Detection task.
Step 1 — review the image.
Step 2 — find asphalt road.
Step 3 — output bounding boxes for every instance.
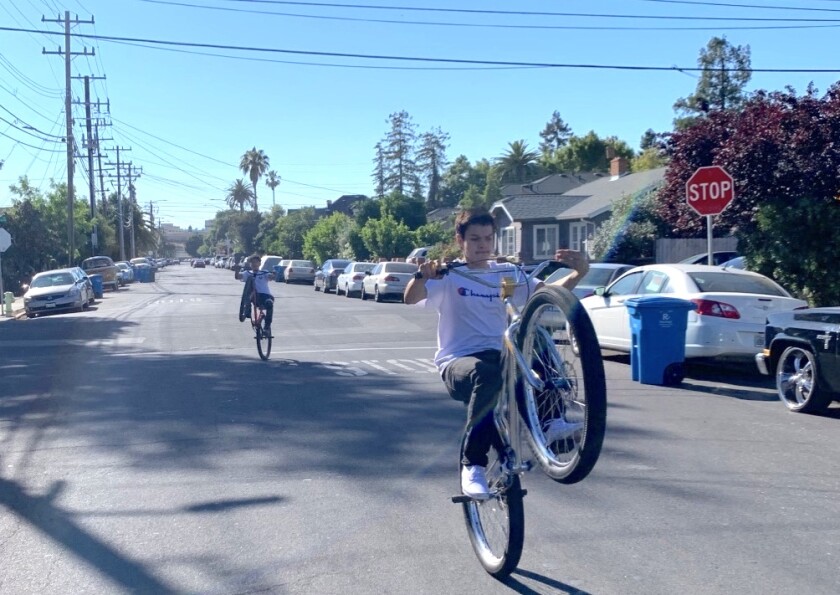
[1,265,839,594]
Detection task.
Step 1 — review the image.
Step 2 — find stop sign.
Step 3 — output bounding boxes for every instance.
[685,166,735,216]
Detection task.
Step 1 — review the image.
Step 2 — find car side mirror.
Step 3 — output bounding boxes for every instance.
[594,287,607,297]
[365,271,371,275]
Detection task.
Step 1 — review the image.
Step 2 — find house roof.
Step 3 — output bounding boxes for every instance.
[501,172,604,197]
[556,167,666,220]
[492,167,666,222]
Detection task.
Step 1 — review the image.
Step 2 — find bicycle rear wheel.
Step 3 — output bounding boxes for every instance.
[516,286,606,484]
[461,441,524,579]
[256,319,272,360]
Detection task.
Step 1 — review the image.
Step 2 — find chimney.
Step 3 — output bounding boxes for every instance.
[326,200,333,209]
[610,157,629,179]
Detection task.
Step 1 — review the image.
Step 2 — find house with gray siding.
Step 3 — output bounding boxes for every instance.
[491,158,666,262]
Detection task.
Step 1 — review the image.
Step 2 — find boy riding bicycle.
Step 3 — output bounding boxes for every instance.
[236,254,275,337]
[404,208,588,499]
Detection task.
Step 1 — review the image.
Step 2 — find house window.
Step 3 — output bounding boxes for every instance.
[533,225,558,259]
[570,222,595,253]
[500,227,516,257]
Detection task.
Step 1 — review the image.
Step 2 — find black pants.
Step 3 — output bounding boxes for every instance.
[442,349,503,468]
[240,278,274,326]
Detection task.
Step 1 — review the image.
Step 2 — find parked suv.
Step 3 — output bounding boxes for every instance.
[80,256,120,291]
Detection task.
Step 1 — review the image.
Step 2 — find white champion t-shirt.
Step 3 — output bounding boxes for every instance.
[241,269,273,295]
[422,262,539,372]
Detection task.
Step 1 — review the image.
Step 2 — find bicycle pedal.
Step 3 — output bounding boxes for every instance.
[451,495,476,503]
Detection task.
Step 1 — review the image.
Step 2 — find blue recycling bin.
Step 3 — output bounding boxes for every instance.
[88,274,104,298]
[273,264,286,282]
[625,296,696,386]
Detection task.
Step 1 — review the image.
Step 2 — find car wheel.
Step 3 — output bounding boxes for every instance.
[776,345,833,413]
[374,286,382,302]
[345,285,352,298]
[314,282,320,292]
[361,287,367,301]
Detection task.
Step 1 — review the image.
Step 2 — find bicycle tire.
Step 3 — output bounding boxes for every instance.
[256,319,272,360]
[460,439,525,579]
[516,286,606,484]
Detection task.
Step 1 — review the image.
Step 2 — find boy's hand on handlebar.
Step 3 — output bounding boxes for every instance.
[416,259,443,280]
[555,249,589,276]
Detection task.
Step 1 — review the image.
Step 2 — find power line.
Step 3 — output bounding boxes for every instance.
[4,26,840,72]
[635,0,840,13]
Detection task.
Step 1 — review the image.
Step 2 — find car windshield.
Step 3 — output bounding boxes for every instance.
[688,272,788,296]
[31,273,74,288]
[353,263,375,272]
[329,260,351,269]
[580,267,624,287]
[83,258,110,269]
[383,262,418,274]
[290,260,312,267]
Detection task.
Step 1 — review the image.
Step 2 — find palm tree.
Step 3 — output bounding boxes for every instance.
[239,147,270,212]
[497,140,539,184]
[265,170,281,207]
[226,179,255,212]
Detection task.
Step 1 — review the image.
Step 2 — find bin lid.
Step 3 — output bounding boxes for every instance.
[625,296,696,310]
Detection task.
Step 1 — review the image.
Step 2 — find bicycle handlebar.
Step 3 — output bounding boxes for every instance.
[414,260,552,290]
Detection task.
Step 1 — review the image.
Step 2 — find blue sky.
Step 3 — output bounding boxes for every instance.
[2,0,839,229]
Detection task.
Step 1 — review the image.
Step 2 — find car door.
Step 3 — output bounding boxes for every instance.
[584,270,645,349]
[365,263,382,294]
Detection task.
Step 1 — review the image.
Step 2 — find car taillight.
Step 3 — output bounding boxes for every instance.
[353,274,364,281]
[384,275,400,282]
[691,299,740,319]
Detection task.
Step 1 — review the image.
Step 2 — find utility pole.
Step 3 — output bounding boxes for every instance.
[43,11,94,266]
[127,163,142,259]
[72,78,106,253]
[105,146,130,260]
[94,120,113,211]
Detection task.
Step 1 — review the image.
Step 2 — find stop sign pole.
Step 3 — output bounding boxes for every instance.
[685,166,735,265]
[0,227,10,315]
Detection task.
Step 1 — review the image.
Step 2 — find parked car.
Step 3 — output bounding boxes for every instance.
[314,259,352,293]
[115,261,135,284]
[720,256,747,270]
[284,259,316,284]
[361,261,418,302]
[336,262,376,297]
[756,307,840,414]
[579,264,808,360]
[80,255,120,291]
[544,262,636,299]
[406,246,431,264]
[259,254,284,273]
[679,251,740,266]
[24,267,95,318]
[192,258,206,268]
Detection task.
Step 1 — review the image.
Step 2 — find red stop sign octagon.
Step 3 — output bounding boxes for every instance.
[685,166,735,216]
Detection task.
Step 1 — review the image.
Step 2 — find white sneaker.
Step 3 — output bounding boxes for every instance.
[461,465,490,500]
[543,418,584,444]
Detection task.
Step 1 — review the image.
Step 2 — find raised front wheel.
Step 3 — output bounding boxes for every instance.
[516,286,607,484]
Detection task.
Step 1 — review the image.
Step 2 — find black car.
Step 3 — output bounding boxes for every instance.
[314,259,351,293]
[756,307,840,413]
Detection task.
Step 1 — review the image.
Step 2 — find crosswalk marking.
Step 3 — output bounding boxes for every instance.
[321,358,438,377]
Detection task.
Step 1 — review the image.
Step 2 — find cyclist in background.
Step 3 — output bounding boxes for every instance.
[236,254,275,337]
[404,207,589,499]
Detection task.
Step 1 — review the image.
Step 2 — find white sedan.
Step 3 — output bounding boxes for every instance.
[579,264,808,360]
[336,261,375,297]
[361,261,418,302]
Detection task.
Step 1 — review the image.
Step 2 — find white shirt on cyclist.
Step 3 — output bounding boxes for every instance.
[240,269,273,296]
[422,262,539,373]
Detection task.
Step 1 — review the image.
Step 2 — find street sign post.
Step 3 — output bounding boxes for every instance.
[0,227,11,316]
[686,166,735,264]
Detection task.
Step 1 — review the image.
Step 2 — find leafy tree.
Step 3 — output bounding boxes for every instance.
[265,170,281,208]
[640,128,658,151]
[254,205,286,253]
[185,233,204,257]
[380,110,420,197]
[673,36,752,129]
[226,179,254,212]
[497,140,539,184]
[1,196,58,292]
[240,147,269,211]
[632,147,668,172]
[380,191,426,230]
[416,127,450,208]
[353,199,381,227]
[458,185,485,209]
[359,214,415,260]
[590,187,664,264]
[268,207,319,258]
[483,169,503,207]
[303,212,352,264]
[371,141,386,198]
[539,110,573,155]
[658,83,840,305]
[413,221,449,247]
[439,155,484,208]
[552,132,634,173]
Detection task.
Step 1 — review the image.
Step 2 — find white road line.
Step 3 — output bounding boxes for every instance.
[357,360,397,375]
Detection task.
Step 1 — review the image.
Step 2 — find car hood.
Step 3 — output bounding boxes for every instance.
[26,284,75,298]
